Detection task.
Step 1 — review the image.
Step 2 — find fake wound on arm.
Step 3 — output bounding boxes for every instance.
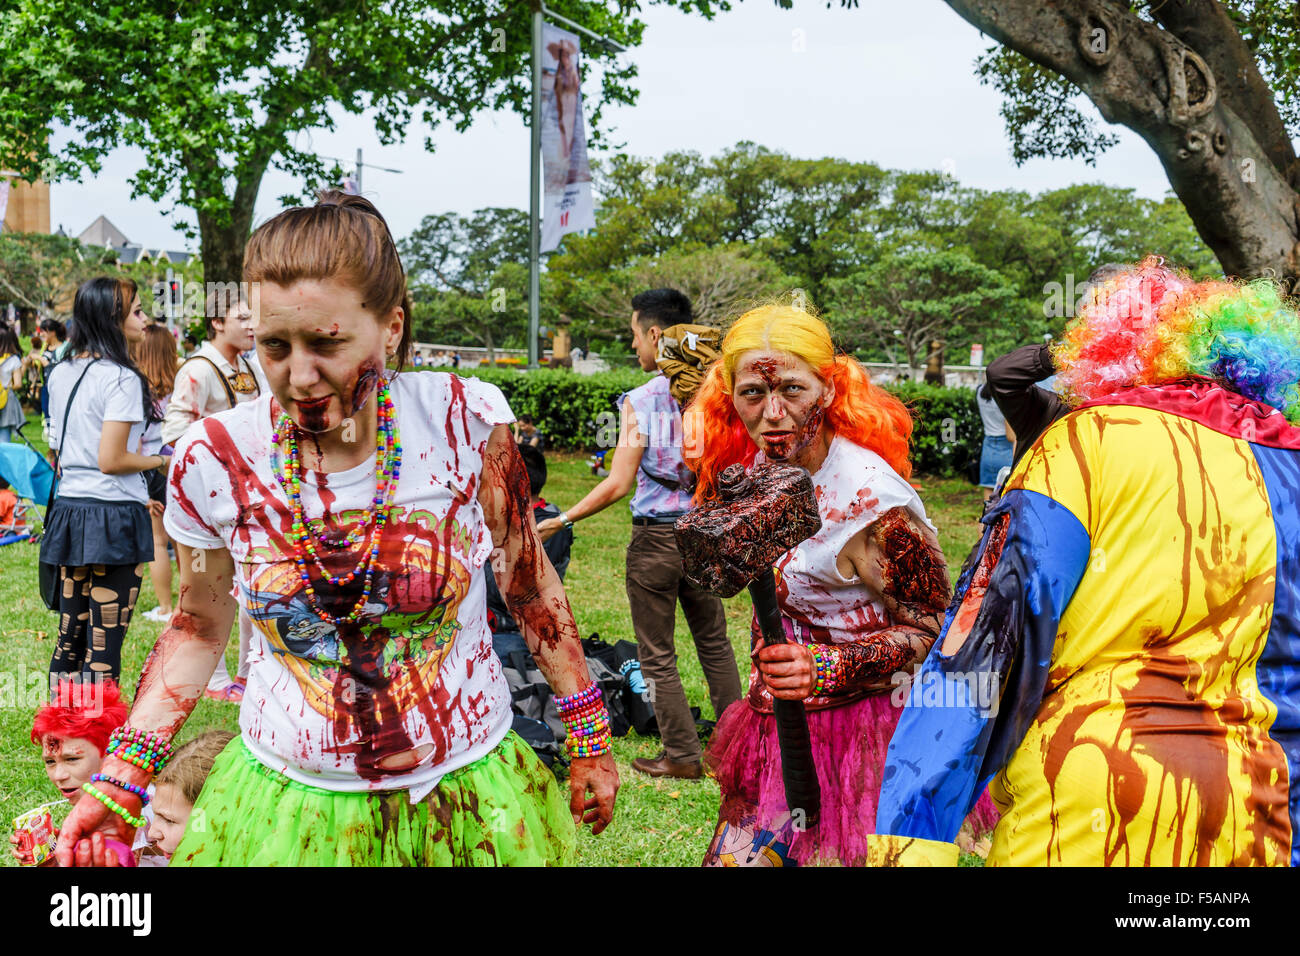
[818,507,952,697]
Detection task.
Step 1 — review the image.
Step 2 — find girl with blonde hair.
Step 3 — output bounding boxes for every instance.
[688,302,957,866]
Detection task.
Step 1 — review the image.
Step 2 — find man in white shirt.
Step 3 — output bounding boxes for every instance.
[162,294,266,445]
[160,289,267,703]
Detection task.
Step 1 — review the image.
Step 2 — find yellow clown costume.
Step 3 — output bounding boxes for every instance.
[874,265,1300,867]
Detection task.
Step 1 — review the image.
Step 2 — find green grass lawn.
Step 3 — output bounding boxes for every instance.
[0,407,987,866]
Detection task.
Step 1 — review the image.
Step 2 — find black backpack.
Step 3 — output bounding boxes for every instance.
[495,633,632,768]
[581,634,717,739]
[511,714,566,770]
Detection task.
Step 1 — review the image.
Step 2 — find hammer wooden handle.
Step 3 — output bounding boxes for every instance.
[749,571,821,828]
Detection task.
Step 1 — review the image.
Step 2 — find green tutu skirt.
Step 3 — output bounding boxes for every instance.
[171,732,575,866]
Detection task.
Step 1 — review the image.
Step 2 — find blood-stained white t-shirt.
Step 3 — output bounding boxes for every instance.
[164,371,514,798]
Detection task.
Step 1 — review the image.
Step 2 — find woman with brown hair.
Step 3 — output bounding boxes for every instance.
[41,277,164,685]
[57,191,617,867]
[131,324,180,623]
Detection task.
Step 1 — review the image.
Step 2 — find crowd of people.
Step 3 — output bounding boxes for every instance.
[8,188,1300,868]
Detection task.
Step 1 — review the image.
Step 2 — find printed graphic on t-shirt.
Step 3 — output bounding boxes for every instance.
[164,372,513,791]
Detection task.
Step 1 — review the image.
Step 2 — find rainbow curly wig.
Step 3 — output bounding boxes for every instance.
[685,302,913,502]
[1053,257,1300,422]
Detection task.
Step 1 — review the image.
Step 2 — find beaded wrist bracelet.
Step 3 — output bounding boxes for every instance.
[89,773,150,805]
[106,726,175,776]
[558,682,613,759]
[809,644,843,697]
[555,683,602,714]
[81,782,147,829]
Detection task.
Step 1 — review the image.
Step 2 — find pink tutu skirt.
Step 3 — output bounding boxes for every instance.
[704,694,998,866]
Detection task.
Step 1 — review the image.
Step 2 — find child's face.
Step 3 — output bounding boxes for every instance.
[42,736,103,804]
[145,783,191,858]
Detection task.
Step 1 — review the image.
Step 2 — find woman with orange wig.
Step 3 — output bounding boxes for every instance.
[688,303,954,866]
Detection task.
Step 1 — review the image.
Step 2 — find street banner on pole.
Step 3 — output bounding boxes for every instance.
[539,21,595,253]
[0,178,10,231]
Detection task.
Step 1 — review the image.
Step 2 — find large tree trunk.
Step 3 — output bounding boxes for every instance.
[944,0,1300,284]
[193,150,268,289]
[197,213,249,289]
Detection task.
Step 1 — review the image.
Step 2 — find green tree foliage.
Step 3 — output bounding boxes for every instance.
[452,365,651,450]
[551,143,888,306]
[0,232,109,321]
[536,143,1216,362]
[934,1,1300,283]
[825,250,1017,370]
[552,244,798,349]
[0,0,717,286]
[401,207,544,360]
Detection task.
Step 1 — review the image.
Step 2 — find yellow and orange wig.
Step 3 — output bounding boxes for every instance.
[685,303,914,501]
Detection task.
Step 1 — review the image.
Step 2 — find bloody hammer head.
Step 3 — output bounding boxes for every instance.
[675,463,822,597]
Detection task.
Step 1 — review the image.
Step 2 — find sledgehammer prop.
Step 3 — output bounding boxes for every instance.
[675,463,823,826]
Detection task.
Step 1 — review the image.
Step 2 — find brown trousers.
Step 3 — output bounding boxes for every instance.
[625,524,742,763]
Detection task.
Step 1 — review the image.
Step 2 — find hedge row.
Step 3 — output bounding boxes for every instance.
[449,366,653,453]
[448,367,982,479]
[885,382,984,479]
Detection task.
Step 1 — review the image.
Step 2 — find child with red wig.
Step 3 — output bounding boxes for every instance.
[10,680,128,865]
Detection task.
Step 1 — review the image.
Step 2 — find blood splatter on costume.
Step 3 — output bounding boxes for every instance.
[702,436,958,866]
[161,372,574,864]
[874,264,1300,866]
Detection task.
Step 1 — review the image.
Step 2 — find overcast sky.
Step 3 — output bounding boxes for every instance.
[49,0,1173,251]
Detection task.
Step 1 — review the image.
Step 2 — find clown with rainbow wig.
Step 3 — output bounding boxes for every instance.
[874,257,1300,866]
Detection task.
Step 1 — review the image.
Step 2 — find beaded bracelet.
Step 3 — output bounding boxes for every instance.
[567,731,613,759]
[809,644,843,697]
[106,726,175,776]
[555,683,602,715]
[559,683,613,759]
[89,773,150,805]
[561,710,611,736]
[81,782,147,829]
[560,699,607,724]
[566,719,611,739]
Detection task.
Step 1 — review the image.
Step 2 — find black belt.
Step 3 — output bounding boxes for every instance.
[632,516,681,527]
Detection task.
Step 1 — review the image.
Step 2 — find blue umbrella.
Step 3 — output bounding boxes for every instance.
[0,441,54,505]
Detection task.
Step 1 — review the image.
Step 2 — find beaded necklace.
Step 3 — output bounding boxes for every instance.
[271,382,403,626]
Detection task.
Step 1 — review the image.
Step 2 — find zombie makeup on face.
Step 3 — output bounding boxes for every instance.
[42,736,103,805]
[296,396,332,433]
[256,279,399,441]
[732,351,830,463]
[347,360,384,418]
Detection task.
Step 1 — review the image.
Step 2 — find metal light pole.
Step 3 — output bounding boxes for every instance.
[528,3,624,369]
[528,6,543,369]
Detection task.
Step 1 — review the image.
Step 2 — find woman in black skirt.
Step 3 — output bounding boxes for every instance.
[42,277,164,684]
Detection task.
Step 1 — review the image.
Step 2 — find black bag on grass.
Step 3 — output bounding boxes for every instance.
[511,714,566,769]
[494,633,632,767]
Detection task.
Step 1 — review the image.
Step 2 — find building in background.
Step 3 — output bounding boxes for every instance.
[77,214,193,265]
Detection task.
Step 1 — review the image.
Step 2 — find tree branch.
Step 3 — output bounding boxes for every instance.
[944,0,1300,281]
[1145,0,1297,186]
[0,274,43,312]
